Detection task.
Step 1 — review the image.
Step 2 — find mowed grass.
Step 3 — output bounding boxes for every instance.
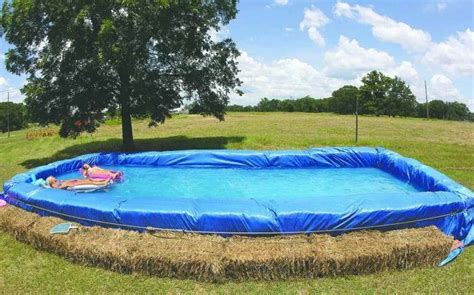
[0,112,473,293]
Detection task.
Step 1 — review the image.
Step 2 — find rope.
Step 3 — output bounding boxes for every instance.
[5,195,462,236]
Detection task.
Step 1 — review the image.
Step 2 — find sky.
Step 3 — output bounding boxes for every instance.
[0,0,473,110]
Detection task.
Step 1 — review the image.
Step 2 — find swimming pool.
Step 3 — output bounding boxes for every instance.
[58,166,420,200]
[2,147,473,243]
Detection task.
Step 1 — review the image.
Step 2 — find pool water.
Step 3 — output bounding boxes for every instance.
[58,166,421,200]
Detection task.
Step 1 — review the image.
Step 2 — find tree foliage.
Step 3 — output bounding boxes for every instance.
[223,71,471,122]
[328,85,358,114]
[1,0,242,150]
[384,77,417,117]
[359,71,417,117]
[445,102,470,120]
[359,71,393,115]
[417,100,471,120]
[238,96,330,113]
[0,102,28,132]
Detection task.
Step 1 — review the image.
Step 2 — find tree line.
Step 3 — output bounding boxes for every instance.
[0,102,28,133]
[196,71,472,122]
[2,70,472,134]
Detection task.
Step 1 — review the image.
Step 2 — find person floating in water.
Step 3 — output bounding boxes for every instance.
[46,176,111,190]
[81,164,124,182]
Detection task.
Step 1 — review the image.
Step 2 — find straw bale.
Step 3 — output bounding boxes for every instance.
[0,206,454,282]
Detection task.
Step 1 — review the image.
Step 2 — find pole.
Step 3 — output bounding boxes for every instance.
[355,94,359,143]
[6,91,10,138]
[424,80,429,119]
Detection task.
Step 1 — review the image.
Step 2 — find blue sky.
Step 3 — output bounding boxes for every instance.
[1,0,473,109]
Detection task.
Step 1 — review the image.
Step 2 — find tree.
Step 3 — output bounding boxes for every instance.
[384,77,417,117]
[291,96,314,112]
[1,1,242,150]
[257,98,280,111]
[359,71,393,115]
[428,100,448,119]
[315,97,331,112]
[225,104,254,112]
[0,102,28,132]
[278,99,295,112]
[445,102,470,121]
[187,101,204,115]
[359,71,417,117]
[329,85,359,114]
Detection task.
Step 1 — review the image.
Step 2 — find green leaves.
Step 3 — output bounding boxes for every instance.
[330,85,359,114]
[0,102,28,133]
[1,0,242,149]
[359,71,417,117]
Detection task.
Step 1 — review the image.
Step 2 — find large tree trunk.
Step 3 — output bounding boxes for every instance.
[121,101,134,151]
[119,70,134,151]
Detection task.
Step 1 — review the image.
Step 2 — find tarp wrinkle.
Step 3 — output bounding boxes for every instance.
[2,147,473,246]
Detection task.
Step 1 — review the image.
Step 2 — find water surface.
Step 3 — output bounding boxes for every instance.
[58,166,421,200]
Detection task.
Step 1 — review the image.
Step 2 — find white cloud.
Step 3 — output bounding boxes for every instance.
[334,2,472,78]
[424,74,473,110]
[233,50,473,110]
[5,89,23,103]
[324,36,395,79]
[436,0,452,11]
[429,74,460,100]
[209,27,230,42]
[232,51,353,105]
[300,6,330,29]
[423,0,451,12]
[284,27,293,32]
[0,78,25,103]
[422,29,474,77]
[334,2,432,52]
[274,0,288,6]
[389,61,419,84]
[437,2,447,11]
[333,1,353,18]
[307,27,325,46]
[299,6,330,46]
[387,62,427,103]
[0,86,23,103]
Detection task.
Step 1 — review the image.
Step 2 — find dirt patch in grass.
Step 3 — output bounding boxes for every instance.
[0,206,453,282]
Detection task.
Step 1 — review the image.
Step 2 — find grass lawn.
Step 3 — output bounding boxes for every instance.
[0,112,473,293]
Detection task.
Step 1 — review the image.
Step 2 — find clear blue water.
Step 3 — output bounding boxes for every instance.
[57,166,420,200]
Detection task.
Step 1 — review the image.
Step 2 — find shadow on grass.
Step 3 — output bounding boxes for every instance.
[21,135,245,169]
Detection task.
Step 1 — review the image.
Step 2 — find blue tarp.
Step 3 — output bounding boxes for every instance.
[2,147,473,245]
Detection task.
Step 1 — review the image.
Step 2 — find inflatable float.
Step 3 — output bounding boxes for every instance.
[32,176,113,193]
[80,167,124,183]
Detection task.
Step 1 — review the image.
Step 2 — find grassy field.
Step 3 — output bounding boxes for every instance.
[0,112,473,293]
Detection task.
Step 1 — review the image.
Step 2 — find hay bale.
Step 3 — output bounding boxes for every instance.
[222,235,316,280]
[0,206,39,241]
[0,206,454,282]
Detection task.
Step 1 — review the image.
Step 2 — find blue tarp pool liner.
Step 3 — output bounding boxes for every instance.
[2,147,473,247]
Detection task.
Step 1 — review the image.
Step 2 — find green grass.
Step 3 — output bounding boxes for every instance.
[0,112,473,293]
